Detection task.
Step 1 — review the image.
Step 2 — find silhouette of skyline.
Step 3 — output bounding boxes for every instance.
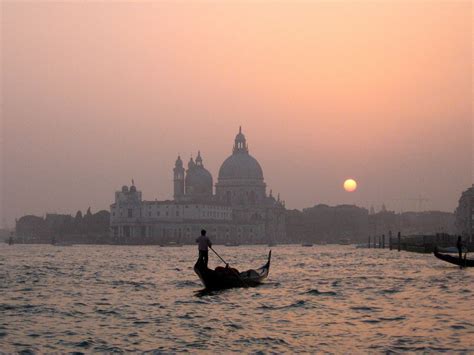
[1,1,472,227]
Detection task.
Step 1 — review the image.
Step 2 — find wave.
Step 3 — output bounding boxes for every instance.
[259,300,310,310]
[304,289,337,296]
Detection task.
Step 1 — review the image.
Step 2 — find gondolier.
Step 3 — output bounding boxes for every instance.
[456,236,464,268]
[196,229,212,267]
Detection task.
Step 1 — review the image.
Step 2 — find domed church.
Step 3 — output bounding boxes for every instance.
[110,128,286,244]
[216,127,266,206]
[174,151,213,203]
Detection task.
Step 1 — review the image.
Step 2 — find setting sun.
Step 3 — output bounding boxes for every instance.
[344,179,357,192]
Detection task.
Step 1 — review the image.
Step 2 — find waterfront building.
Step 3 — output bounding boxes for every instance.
[455,185,474,242]
[110,128,286,244]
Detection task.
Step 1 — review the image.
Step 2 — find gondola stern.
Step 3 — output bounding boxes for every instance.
[266,250,272,268]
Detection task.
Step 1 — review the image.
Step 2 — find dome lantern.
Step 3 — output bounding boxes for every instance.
[188,156,195,170]
[233,126,248,154]
[195,151,203,167]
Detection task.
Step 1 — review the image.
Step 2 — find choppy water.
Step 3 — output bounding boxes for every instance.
[0,244,473,353]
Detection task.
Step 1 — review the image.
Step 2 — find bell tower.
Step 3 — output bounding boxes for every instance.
[173,155,185,201]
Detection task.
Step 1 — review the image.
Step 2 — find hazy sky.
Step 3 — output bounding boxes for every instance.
[1,1,472,227]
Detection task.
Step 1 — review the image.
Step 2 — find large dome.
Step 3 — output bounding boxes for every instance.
[218,153,264,181]
[218,127,264,181]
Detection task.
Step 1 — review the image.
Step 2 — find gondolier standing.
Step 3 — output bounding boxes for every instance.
[456,236,464,269]
[196,229,212,267]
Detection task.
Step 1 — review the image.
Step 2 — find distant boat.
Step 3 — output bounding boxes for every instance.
[302,243,313,247]
[339,239,351,245]
[225,242,240,247]
[268,242,277,247]
[434,247,473,268]
[160,242,183,247]
[54,242,74,246]
[437,246,467,254]
[355,243,381,248]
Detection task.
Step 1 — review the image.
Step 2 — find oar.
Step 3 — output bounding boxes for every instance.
[209,247,248,288]
[210,246,228,266]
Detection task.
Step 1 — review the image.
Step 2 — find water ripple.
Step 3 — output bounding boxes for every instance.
[1,244,473,352]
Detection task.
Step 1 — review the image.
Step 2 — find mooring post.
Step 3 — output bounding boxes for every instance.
[368,235,371,248]
[382,234,385,249]
[397,231,401,252]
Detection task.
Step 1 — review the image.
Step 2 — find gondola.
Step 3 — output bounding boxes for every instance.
[434,247,474,267]
[194,250,271,290]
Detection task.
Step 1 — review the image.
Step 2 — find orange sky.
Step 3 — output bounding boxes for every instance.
[1,1,472,226]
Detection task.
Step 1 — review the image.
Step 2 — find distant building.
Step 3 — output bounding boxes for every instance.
[287,204,369,243]
[16,215,49,241]
[455,185,474,242]
[15,210,110,243]
[0,228,10,242]
[369,210,455,237]
[286,205,456,244]
[110,128,286,244]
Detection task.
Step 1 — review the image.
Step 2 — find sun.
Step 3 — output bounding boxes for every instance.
[343,178,357,192]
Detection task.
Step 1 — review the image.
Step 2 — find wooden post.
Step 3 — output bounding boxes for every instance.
[397,231,401,252]
[382,234,385,249]
[368,236,371,248]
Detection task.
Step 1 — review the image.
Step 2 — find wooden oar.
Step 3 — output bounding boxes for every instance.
[210,246,228,265]
[209,247,248,287]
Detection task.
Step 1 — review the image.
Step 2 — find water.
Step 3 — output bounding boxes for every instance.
[1,244,473,352]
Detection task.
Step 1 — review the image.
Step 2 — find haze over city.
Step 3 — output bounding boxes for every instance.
[1,1,472,227]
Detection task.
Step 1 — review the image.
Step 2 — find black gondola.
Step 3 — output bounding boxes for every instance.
[194,251,271,290]
[434,248,474,268]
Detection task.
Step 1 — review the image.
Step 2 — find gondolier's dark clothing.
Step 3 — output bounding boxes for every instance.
[196,235,212,267]
[199,250,209,267]
[457,239,464,268]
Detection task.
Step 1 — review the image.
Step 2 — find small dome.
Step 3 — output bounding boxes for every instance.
[218,153,263,180]
[130,185,137,193]
[122,185,129,193]
[186,166,213,194]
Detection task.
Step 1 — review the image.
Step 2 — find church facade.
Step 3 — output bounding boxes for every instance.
[110,128,286,244]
